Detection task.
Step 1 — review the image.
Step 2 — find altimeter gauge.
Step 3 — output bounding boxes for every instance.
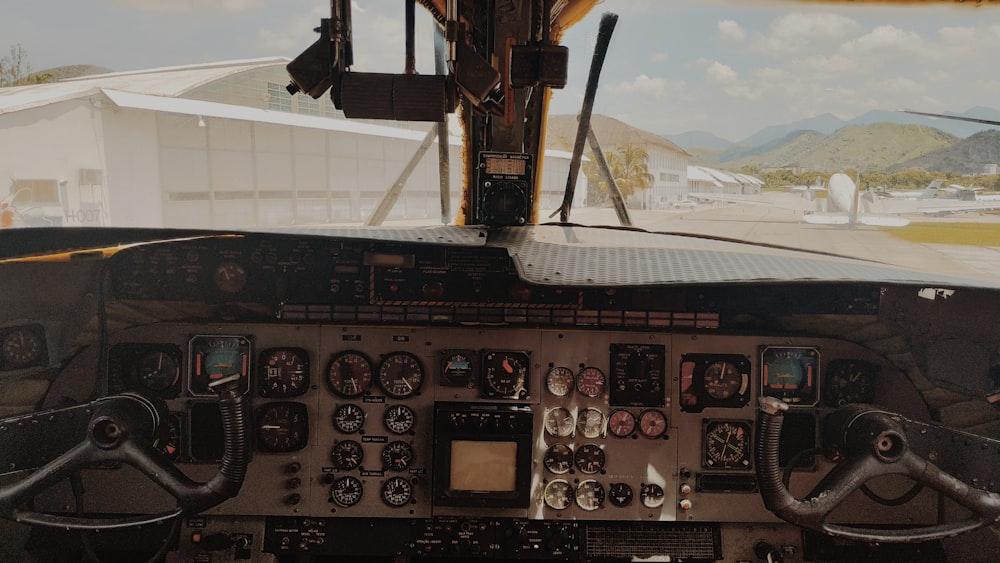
[258,347,309,397]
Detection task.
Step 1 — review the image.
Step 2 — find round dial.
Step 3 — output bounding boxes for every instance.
[543,479,573,510]
[607,409,636,438]
[761,346,819,405]
[1,326,43,369]
[259,348,309,397]
[381,441,415,472]
[704,420,752,469]
[213,261,246,294]
[332,440,364,471]
[381,476,413,507]
[825,359,877,407]
[576,407,606,439]
[638,409,667,439]
[154,413,182,461]
[576,366,606,398]
[330,476,363,508]
[384,404,416,434]
[377,352,424,399]
[189,335,251,396]
[333,403,365,434]
[703,360,743,400]
[575,480,605,511]
[326,351,373,398]
[574,443,606,474]
[640,483,665,508]
[544,407,575,437]
[135,350,180,393]
[608,482,633,507]
[482,351,528,398]
[441,351,475,387]
[543,443,574,474]
[545,366,575,397]
[256,402,309,453]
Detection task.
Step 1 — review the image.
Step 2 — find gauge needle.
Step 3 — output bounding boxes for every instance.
[502,358,513,373]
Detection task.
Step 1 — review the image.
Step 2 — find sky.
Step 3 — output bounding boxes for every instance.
[3,0,1000,142]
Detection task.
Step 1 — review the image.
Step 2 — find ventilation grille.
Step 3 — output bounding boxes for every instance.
[584,522,721,561]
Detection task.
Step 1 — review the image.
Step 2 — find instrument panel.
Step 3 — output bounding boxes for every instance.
[102,323,907,527]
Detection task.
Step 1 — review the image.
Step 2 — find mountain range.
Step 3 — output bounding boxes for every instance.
[664,107,1000,174]
[664,107,1000,150]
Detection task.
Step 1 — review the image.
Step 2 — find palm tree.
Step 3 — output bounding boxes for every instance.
[583,143,655,206]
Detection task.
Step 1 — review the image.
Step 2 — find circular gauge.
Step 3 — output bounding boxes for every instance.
[326,351,374,398]
[544,407,575,437]
[574,443,606,474]
[703,360,744,401]
[575,480,605,511]
[333,403,365,434]
[189,335,251,396]
[576,407,606,439]
[213,261,247,294]
[640,483,665,508]
[608,483,633,507]
[332,440,365,471]
[482,351,528,398]
[154,413,182,461]
[638,409,667,439]
[384,404,416,434]
[381,441,415,472]
[381,476,413,507]
[259,348,309,397]
[440,351,476,387]
[761,346,819,405]
[543,479,573,510]
[1,326,44,369]
[256,402,309,453]
[134,349,180,393]
[607,409,636,438]
[576,366,606,398]
[330,476,363,508]
[704,420,752,469]
[377,352,424,399]
[545,366,575,397]
[825,359,877,407]
[543,443,574,474]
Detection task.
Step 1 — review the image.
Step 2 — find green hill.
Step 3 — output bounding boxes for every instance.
[723,123,957,172]
[890,130,1000,174]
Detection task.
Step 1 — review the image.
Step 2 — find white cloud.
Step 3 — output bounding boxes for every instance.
[754,12,859,54]
[840,25,921,56]
[114,0,263,13]
[605,74,669,97]
[717,20,746,41]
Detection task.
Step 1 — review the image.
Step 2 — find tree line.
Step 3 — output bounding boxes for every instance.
[749,167,1000,193]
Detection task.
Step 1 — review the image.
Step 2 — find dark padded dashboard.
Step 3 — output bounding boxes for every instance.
[4,225,998,562]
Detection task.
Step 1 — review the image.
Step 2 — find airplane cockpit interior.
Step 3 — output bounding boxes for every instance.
[2,1,1000,562]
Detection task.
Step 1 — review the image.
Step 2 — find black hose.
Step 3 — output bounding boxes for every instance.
[755,400,789,512]
[214,382,250,497]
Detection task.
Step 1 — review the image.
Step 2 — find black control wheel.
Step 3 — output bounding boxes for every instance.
[755,396,1000,543]
[0,378,250,530]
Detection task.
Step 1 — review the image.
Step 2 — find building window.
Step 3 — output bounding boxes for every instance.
[659,172,667,181]
[299,96,320,116]
[10,179,59,204]
[267,82,292,112]
[667,174,680,182]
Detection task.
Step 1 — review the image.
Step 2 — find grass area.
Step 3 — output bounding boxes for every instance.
[883,222,1000,246]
